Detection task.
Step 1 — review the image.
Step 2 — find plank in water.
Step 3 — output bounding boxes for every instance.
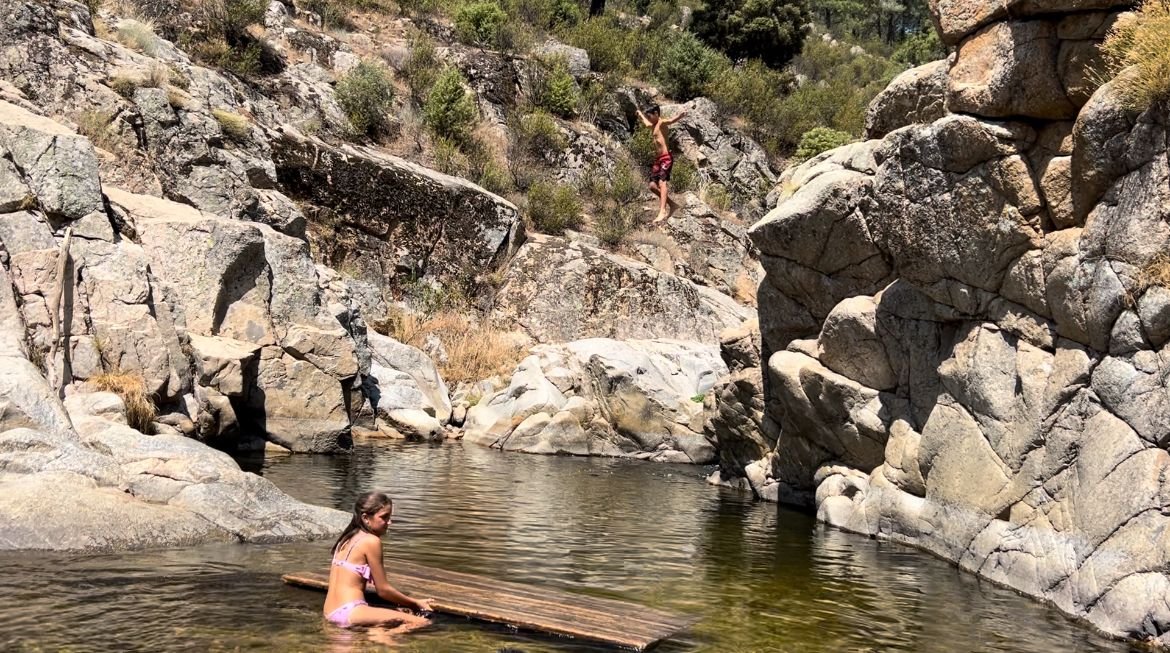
[283,561,697,651]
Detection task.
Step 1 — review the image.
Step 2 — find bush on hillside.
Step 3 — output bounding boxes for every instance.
[527,181,583,233]
[627,127,658,167]
[529,56,579,118]
[515,110,567,157]
[564,16,629,73]
[594,203,639,246]
[423,68,478,144]
[1101,0,1170,109]
[506,0,581,28]
[336,61,395,136]
[793,126,852,160]
[403,34,441,101]
[671,156,697,192]
[693,0,810,69]
[657,33,726,100]
[184,0,271,77]
[454,0,508,48]
[892,29,945,66]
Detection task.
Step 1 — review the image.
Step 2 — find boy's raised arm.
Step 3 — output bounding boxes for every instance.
[663,109,687,125]
[635,109,653,128]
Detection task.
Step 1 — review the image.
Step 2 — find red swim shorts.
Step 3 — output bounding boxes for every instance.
[650,153,673,182]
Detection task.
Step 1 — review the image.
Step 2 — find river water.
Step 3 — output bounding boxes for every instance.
[0,441,1139,652]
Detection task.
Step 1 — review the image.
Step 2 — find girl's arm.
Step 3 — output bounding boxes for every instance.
[363,539,433,611]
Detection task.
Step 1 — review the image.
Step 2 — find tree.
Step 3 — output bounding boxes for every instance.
[692,0,810,69]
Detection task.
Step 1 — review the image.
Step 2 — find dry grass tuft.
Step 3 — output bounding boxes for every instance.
[115,19,160,56]
[212,107,250,141]
[1101,0,1170,109]
[1138,251,1170,290]
[75,109,123,153]
[377,311,524,384]
[89,371,157,433]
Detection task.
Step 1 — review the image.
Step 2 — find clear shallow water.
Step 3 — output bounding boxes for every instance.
[0,441,1139,652]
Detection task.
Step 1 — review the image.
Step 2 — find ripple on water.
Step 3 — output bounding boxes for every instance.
[0,441,1137,653]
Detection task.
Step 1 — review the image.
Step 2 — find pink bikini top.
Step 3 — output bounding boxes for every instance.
[332,533,373,582]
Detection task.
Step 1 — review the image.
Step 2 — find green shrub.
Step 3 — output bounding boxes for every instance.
[532,56,579,118]
[594,203,639,246]
[515,110,566,156]
[658,33,726,100]
[302,0,355,30]
[477,158,513,194]
[398,0,440,16]
[455,0,508,48]
[692,0,809,69]
[1101,0,1170,109]
[506,0,581,28]
[671,156,697,192]
[403,34,441,101]
[433,136,469,176]
[527,181,583,233]
[336,61,395,136]
[423,68,479,144]
[564,16,629,73]
[704,182,730,211]
[185,0,268,77]
[610,161,641,204]
[892,29,945,67]
[627,128,658,167]
[794,126,853,160]
[578,74,616,124]
[212,107,251,141]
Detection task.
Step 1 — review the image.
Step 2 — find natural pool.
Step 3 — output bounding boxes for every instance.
[0,441,1141,652]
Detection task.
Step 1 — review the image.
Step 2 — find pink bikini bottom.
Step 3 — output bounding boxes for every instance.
[325,599,368,627]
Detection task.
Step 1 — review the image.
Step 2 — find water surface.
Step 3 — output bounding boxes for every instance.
[0,441,1138,652]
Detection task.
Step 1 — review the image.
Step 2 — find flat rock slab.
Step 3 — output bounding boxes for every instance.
[283,560,697,650]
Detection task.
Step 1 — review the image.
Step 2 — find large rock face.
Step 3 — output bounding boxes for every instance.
[748,0,1170,644]
[492,234,754,344]
[463,338,726,463]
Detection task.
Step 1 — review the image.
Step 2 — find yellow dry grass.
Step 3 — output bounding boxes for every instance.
[212,108,250,141]
[1101,0,1170,108]
[379,311,524,384]
[1138,251,1170,290]
[89,371,157,434]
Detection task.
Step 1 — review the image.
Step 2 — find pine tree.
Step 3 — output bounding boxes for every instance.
[692,0,810,69]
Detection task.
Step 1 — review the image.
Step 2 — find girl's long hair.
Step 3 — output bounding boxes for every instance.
[332,491,394,555]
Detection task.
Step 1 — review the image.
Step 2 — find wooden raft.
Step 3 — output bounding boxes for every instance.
[283,559,697,650]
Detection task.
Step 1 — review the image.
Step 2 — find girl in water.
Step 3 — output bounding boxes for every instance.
[323,492,433,632]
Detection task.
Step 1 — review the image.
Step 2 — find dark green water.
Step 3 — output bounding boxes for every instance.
[0,441,1139,652]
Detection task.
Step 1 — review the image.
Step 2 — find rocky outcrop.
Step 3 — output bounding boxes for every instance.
[625,192,764,301]
[749,0,1170,644]
[360,331,452,439]
[491,233,754,345]
[865,60,949,139]
[0,233,346,550]
[270,128,524,304]
[703,319,776,491]
[463,338,726,463]
[0,100,363,452]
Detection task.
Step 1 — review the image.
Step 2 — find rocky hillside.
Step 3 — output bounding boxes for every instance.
[711,0,1170,645]
[0,0,774,549]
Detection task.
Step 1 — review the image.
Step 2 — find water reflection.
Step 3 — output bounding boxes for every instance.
[0,441,1139,652]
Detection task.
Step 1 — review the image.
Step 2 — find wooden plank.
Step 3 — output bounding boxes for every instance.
[283,561,697,651]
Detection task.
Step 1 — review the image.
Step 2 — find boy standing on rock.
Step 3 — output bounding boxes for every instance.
[636,104,687,224]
